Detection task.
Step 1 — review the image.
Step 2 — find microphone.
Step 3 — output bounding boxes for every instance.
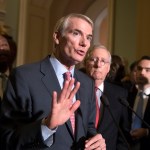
[119,98,150,129]
[101,95,131,150]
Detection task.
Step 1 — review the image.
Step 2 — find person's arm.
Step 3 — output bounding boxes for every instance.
[85,134,106,150]
[41,123,56,146]
[0,69,80,149]
[41,78,80,129]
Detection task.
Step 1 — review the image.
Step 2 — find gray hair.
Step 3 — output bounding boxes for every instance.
[53,13,93,36]
[85,44,111,63]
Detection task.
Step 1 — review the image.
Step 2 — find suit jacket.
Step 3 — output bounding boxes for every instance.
[0,56,97,150]
[128,86,150,150]
[97,81,130,150]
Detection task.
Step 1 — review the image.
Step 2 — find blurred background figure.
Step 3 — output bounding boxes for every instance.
[127,56,150,150]
[106,54,126,87]
[122,60,138,92]
[0,25,17,101]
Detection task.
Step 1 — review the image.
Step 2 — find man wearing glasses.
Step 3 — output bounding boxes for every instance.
[84,44,130,150]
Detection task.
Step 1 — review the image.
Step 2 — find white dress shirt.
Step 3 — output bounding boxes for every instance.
[41,55,75,146]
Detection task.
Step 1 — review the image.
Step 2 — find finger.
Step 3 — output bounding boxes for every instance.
[59,80,70,102]
[59,78,75,101]
[52,91,57,105]
[100,141,106,150]
[85,134,103,148]
[68,81,80,100]
[64,78,76,98]
[70,100,80,113]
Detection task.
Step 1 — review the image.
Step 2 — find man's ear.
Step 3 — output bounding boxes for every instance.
[53,32,60,45]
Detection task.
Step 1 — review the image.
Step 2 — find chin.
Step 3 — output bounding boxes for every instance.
[74,57,84,64]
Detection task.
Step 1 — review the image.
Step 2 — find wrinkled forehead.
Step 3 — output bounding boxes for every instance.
[90,48,111,60]
[66,17,93,32]
[138,59,150,67]
[68,16,93,26]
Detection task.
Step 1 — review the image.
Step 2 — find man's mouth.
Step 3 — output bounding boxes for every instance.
[75,49,85,56]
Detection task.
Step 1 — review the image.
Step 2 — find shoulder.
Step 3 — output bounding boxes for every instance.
[104,81,128,97]
[75,69,93,82]
[74,69,95,88]
[105,81,127,91]
[10,56,50,79]
[13,56,49,72]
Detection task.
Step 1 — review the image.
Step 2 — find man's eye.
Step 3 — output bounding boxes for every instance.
[87,36,92,42]
[146,68,150,72]
[101,59,105,63]
[72,31,79,36]
[90,58,97,62]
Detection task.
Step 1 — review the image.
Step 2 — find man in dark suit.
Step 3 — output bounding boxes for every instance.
[0,14,106,150]
[84,44,130,150]
[0,26,17,114]
[128,56,150,150]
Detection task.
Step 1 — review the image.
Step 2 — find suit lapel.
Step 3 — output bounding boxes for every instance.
[74,71,87,139]
[40,56,61,96]
[143,96,150,124]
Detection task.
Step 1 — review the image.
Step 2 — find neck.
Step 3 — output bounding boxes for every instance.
[138,84,150,91]
[53,51,74,70]
[95,79,103,87]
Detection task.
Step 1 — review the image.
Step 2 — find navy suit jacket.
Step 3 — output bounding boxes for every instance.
[128,86,150,150]
[97,81,130,150]
[0,56,97,150]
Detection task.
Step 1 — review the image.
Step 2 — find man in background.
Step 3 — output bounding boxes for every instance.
[128,56,150,150]
[122,60,138,92]
[84,44,130,150]
[0,25,17,101]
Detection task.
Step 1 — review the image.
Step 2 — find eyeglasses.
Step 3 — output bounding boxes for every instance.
[89,57,110,66]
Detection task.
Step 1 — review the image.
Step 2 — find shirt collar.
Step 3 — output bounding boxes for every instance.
[49,55,75,77]
[97,82,104,92]
[137,87,150,99]
[144,87,150,96]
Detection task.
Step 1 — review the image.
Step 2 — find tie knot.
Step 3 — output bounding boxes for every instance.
[64,72,71,81]
[139,91,144,99]
[95,87,98,91]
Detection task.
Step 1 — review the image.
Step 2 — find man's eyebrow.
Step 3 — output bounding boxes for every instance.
[73,29,81,33]
[138,66,150,69]
[145,67,150,69]
[88,34,93,38]
[74,29,93,37]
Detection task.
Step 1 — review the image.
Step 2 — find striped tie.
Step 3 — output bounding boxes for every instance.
[64,72,75,134]
[95,87,100,129]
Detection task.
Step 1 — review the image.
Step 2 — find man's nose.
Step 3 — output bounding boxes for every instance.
[79,37,87,47]
[140,69,146,74]
[94,60,102,68]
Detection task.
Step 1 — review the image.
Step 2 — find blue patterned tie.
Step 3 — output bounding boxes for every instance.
[132,92,144,129]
